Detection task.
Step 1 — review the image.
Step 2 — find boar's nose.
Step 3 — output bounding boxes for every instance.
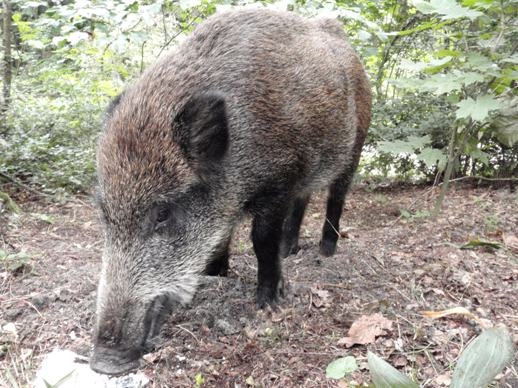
[90,346,142,376]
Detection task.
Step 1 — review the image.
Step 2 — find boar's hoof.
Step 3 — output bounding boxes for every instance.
[256,278,285,309]
[319,238,337,257]
[279,241,300,258]
[90,346,142,376]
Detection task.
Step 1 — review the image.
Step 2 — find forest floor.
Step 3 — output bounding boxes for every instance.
[1,184,517,388]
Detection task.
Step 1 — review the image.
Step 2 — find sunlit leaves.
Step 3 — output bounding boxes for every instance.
[417,147,447,170]
[411,0,483,20]
[378,136,432,155]
[399,57,453,73]
[394,70,485,95]
[455,95,500,121]
[492,100,518,146]
[378,136,447,170]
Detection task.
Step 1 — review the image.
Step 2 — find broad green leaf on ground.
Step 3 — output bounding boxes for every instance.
[451,327,514,388]
[412,0,483,20]
[460,239,501,250]
[455,95,500,121]
[0,251,32,273]
[0,192,21,213]
[31,213,56,224]
[368,352,419,388]
[326,356,358,379]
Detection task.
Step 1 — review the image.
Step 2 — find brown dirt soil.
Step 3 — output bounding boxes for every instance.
[1,185,517,387]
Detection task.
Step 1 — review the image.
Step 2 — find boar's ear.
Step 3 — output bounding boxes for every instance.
[172,92,229,172]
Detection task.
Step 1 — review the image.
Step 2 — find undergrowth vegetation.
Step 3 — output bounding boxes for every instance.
[1,0,517,197]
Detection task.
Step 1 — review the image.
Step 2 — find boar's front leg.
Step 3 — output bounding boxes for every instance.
[251,197,290,308]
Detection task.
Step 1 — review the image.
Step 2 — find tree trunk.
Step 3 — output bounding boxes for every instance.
[2,0,13,118]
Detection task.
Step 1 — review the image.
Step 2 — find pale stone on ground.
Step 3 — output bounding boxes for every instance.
[33,349,149,388]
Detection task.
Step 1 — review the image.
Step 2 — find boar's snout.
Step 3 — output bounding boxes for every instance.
[90,345,141,376]
[91,294,174,375]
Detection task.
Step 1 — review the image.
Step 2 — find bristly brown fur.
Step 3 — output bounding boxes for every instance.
[92,8,371,375]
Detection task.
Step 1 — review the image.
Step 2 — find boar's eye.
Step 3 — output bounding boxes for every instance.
[150,204,175,232]
[156,207,171,224]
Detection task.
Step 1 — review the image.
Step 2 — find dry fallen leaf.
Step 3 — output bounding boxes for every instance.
[421,306,478,320]
[311,287,331,309]
[337,313,393,347]
[503,233,518,253]
[421,307,494,328]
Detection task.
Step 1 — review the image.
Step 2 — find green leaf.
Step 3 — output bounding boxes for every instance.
[501,54,518,64]
[1,251,32,273]
[326,356,358,379]
[194,372,205,386]
[456,71,485,85]
[420,74,464,94]
[31,213,56,224]
[467,148,490,165]
[400,57,453,73]
[412,0,484,20]
[417,147,447,169]
[0,192,21,214]
[466,53,495,71]
[451,327,514,388]
[492,101,518,146]
[455,95,500,121]
[368,352,419,388]
[460,239,501,250]
[378,136,431,155]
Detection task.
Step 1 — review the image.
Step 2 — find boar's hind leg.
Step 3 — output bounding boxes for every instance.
[280,195,310,258]
[251,198,290,308]
[320,165,356,257]
[204,236,231,276]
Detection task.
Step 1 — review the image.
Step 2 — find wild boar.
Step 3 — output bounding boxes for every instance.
[91,8,371,375]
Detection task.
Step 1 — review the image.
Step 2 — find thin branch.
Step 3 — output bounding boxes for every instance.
[0,171,53,199]
[156,14,200,59]
[436,175,518,185]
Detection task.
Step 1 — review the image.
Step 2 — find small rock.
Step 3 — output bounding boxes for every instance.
[4,307,23,320]
[215,319,240,336]
[34,349,149,388]
[1,322,18,342]
[31,294,50,309]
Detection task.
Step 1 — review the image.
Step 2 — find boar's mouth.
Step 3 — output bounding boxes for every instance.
[90,346,142,376]
[90,294,174,375]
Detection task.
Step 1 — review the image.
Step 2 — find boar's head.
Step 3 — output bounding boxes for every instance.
[91,91,232,375]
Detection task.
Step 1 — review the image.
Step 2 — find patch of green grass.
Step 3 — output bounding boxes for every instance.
[399,208,430,221]
[0,250,32,274]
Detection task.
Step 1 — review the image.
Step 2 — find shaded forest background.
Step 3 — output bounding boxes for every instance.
[0,0,517,204]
